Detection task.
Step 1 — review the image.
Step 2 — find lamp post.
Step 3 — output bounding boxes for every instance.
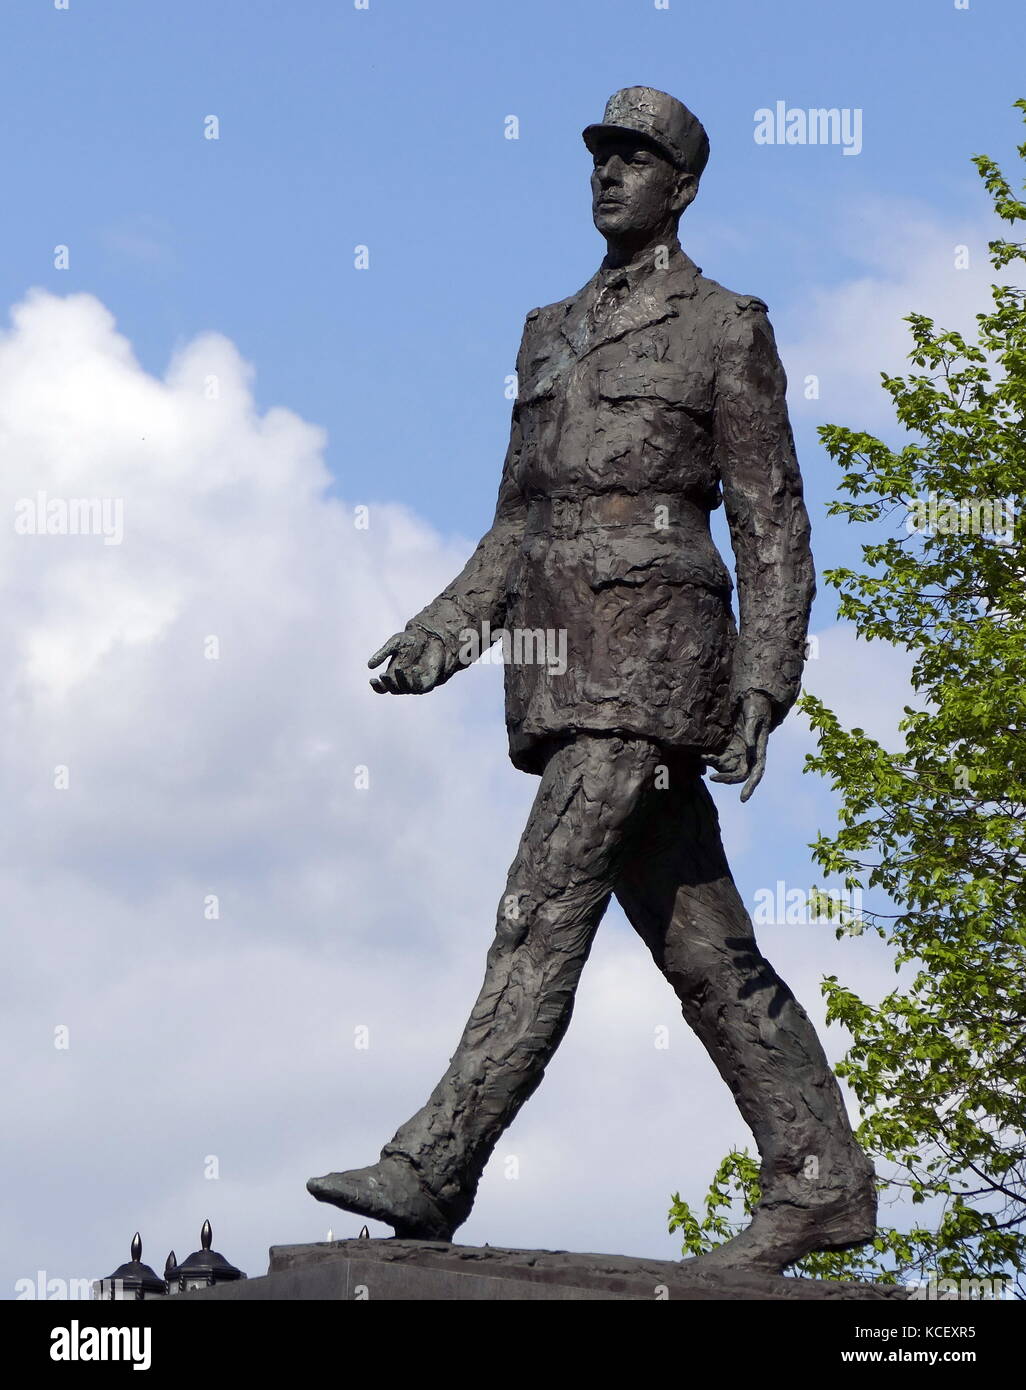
[166,1220,245,1294]
[93,1232,167,1300]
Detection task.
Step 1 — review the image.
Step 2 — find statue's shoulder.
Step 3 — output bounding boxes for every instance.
[523,303,552,333]
[693,271,769,322]
[519,303,556,352]
[523,279,590,335]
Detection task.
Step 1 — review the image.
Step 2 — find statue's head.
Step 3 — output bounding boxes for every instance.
[583,87,709,243]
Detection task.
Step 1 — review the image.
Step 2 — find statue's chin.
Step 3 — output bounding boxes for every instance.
[593,210,630,236]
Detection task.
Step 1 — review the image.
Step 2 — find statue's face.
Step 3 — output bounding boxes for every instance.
[590,133,693,238]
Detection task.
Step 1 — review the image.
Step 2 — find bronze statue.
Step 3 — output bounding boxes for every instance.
[309,87,877,1272]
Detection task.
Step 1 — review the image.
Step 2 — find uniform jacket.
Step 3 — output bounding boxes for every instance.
[408,240,815,776]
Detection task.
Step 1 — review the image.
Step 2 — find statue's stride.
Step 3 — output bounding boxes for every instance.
[309,88,877,1271]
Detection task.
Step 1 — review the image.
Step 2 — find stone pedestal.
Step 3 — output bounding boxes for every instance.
[181,1238,907,1301]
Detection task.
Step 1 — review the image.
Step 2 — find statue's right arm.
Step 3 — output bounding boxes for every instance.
[403,404,525,685]
[370,322,531,693]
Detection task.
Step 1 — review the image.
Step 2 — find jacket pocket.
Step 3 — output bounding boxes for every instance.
[598,363,712,416]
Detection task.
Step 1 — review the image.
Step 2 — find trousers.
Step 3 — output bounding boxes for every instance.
[382,733,863,1227]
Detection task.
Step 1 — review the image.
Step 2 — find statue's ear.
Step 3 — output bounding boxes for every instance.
[673,170,698,215]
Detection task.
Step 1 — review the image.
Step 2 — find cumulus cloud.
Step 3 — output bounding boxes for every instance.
[781,196,1003,430]
[0,289,530,1290]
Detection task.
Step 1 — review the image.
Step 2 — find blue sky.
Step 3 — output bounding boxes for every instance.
[2,0,1024,1294]
[4,0,1022,527]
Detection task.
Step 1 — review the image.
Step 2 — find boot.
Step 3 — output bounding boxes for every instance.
[307,1154,456,1242]
[683,1160,878,1275]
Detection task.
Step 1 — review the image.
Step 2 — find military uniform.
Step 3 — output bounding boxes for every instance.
[409,241,814,772]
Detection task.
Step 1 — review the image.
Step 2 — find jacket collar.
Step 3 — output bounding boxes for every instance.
[560,240,702,359]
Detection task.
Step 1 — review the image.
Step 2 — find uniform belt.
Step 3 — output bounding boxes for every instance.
[526,493,706,535]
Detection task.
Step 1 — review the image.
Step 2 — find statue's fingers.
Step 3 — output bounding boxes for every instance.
[710,768,745,785]
[740,729,770,803]
[370,669,398,694]
[705,737,746,778]
[739,763,763,802]
[757,721,770,764]
[390,662,413,695]
[708,750,747,783]
[368,634,404,669]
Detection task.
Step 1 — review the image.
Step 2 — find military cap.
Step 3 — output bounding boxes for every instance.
[583,86,710,178]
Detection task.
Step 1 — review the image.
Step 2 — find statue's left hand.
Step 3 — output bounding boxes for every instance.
[704,691,773,802]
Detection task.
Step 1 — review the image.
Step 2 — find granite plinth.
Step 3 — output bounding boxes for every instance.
[180,1239,908,1301]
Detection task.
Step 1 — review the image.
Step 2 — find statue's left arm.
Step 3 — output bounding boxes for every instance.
[711,297,815,780]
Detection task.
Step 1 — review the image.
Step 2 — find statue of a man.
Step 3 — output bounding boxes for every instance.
[309,87,876,1272]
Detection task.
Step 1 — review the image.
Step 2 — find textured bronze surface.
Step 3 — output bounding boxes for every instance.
[309,88,877,1274]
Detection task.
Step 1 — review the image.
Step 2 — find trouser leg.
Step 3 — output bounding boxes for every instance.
[382,734,663,1223]
[613,761,874,1210]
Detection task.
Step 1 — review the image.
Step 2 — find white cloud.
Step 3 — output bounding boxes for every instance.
[0,290,532,1290]
[790,621,918,752]
[781,196,1003,429]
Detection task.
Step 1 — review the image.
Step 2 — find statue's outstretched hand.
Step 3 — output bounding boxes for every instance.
[368,627,447,695]
[705,691,773,803]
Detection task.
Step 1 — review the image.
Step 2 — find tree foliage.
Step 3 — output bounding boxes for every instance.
[671,101,1026,1292]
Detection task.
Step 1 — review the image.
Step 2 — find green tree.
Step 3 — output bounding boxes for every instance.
[671,101,1026,1293]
